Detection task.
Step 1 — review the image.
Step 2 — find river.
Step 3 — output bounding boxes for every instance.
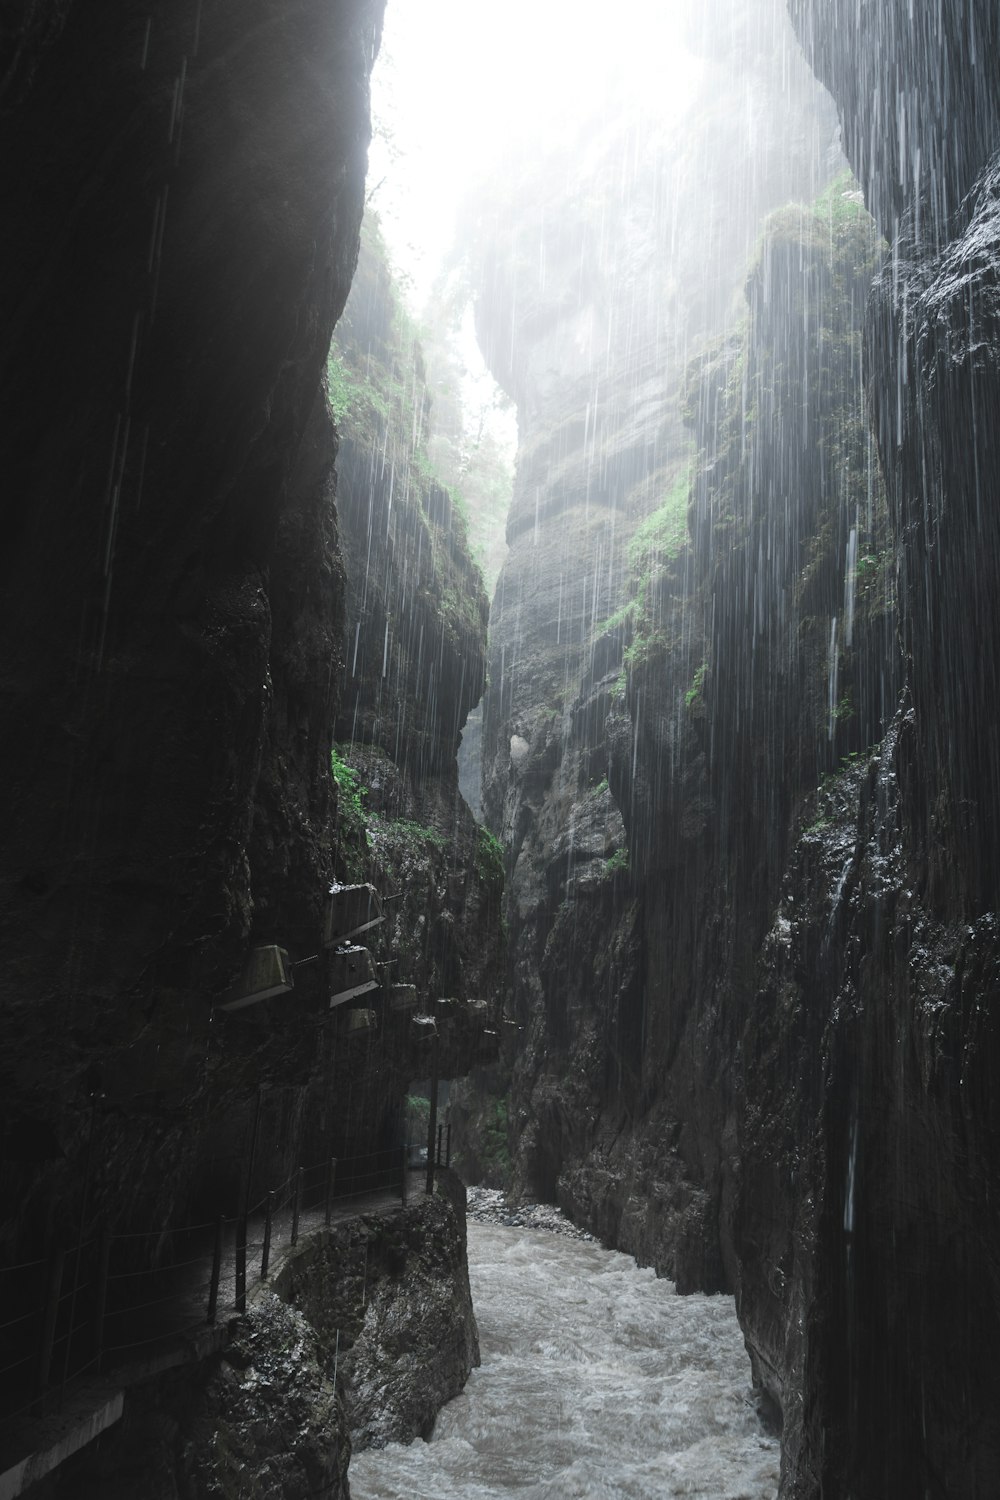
[349,1219,779,1499]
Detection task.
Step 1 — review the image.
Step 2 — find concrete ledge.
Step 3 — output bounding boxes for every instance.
[0,1386,123,1500]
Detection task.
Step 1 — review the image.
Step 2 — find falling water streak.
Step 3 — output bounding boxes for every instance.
[827,614,838,742]
[844,524,858,649]
[172,57,189,165]
[844,1113,859,1234]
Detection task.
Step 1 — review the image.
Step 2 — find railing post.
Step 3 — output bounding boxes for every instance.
[325,1157,337,1227]
[260,1191,274,1280]
[92,1226,111,1374]
[437,1123,443,1167]
[235,1216,247,1313]
[291,1166,303,1247]
[207,1216,223,1324]
[400,1140,408,1206]
[35,1246,65,1406]
[446,1121,452,1168]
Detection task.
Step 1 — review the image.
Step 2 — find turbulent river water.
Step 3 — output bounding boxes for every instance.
[349,1220,779,1499]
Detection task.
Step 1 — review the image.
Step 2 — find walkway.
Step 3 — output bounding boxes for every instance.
[0,1157,432,1499]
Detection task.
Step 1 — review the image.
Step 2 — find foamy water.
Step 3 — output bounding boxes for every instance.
[348,1220,779,1499]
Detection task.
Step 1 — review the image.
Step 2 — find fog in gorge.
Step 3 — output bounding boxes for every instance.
[2,0,998,1495]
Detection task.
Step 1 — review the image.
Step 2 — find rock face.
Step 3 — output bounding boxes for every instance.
[470,0,845,1281]
[0,4,499,1485]
[338,1172,480,1447]
[36,1177,478,1497]
[469,0,1000,1492]
[327,217,505,1079]
[726,4,1000,1493]
[0,0,385,1254]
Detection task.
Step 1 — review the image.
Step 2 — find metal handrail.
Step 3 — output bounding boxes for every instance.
[0,1141,423,1431]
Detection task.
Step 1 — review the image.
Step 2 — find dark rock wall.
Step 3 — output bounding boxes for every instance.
[36,1176,478,1497]
[725,4,1000,1494]
[328,220,505,1057]
[467,1,1000,1491]
[471,0,842,1275]
[0,0,386,1254]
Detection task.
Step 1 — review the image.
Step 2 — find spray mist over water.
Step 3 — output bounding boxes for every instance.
[349,1223,779,1499]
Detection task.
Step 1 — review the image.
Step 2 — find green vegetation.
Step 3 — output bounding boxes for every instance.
[328,211,511,604]
[685,661,707,709]
[331,745,368,832]
[813,169,879,247]
[595,598,638,639]
[627,469,691,572]
[479,1097,511,1180]
[370,815,448,853]
[601,847,630,880]
[325,212,489,658]
[405,1093,431,1140]
[475,825,504,885]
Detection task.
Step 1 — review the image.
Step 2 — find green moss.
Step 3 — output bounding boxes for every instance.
[405,1093,431,1138]
[480,1097,511,1179]
[475,825,504,885]
[685,661,708,709]
[627,469,691,571]
[371,816,449,852]
[331,744,367,830]
[593,598,638,641]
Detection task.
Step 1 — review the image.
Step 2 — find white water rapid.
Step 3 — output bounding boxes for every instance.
[349,1220,779,1499]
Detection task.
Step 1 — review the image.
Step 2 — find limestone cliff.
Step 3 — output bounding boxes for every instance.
[328,217,505,1050]
[30,1176,478,1497]
[725,3,1000,1492]
[0,2,499,1483]
[469,0,843,1275]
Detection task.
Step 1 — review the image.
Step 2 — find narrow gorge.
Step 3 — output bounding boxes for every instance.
[1,2,998,1497]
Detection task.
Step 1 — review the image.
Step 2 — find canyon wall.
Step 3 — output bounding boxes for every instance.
[471,0,846,1277]
[34,1175,477,1498]
[469,0,1000,1494]
[0,3,498,1481]
[732,3,1000,1493]
[0,0,382,1258]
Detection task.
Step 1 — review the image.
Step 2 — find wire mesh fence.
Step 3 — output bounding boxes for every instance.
[0,1141,424,1434]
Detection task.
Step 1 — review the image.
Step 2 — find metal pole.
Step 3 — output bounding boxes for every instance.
[236,1085,262,1316]
[446,1121,452,1168]
[92,1226,111,1374]
[36,1247,65,1405]
[207,1216,223,1324]
[235,1217,247,1313]
[426,1031,440,1196]
[261,1192,274,1280]
[242,1084,264,1225]
[437,1123,443,1167]
[401,1139,408,1206]
[291,1166,303,1247]
[325,1157,337,1227]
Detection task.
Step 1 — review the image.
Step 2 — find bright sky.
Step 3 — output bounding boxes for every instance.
[369,0,698,306]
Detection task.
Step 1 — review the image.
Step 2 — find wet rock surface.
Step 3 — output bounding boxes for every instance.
[468,0,842,1298]
[466,1186,595,1242]
[38,1178,478,1496]
[0,0,386,1254]
[756,4,1000,1491]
